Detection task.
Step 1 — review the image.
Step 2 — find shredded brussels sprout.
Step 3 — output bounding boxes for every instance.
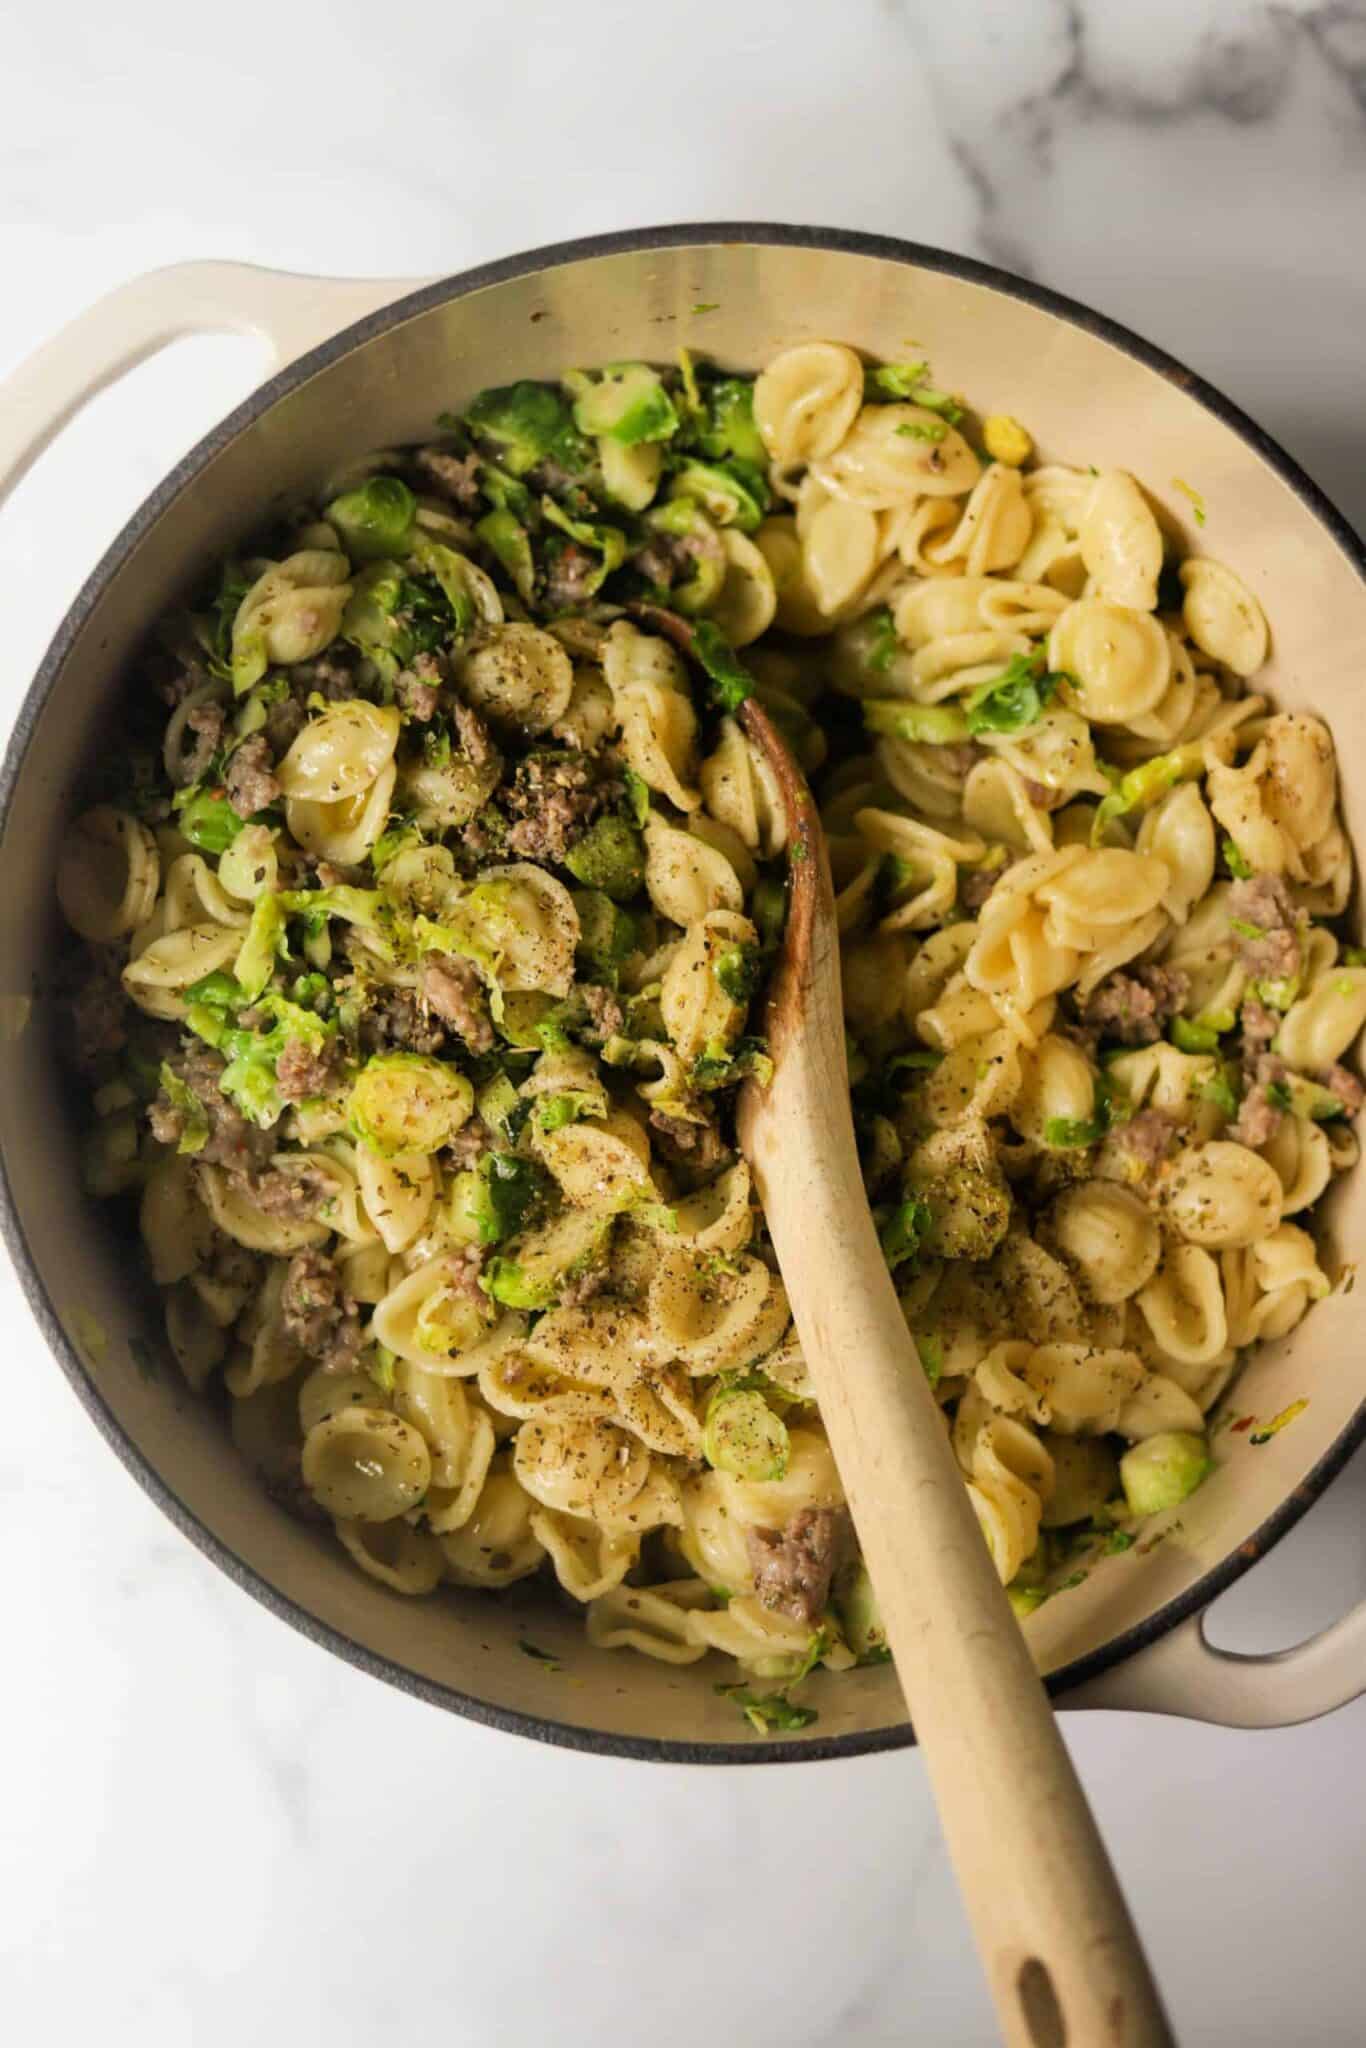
[61,335,1354,1721]
[703,1385,790,1481]
[350,1053,474,1157]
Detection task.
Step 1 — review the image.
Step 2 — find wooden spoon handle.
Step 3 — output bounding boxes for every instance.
[731,701,1174,2048]
[743,966,1174,2048]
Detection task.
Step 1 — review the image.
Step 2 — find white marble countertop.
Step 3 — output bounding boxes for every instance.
[3,3,1366,2042]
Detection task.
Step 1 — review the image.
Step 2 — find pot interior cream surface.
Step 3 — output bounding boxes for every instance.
[5,237,1364,1752]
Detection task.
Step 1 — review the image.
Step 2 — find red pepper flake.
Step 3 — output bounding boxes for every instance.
[1230,1415,1256,1434]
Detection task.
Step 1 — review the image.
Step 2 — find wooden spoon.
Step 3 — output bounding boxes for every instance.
[633,600,1173,2048]
[733,694,1174,2047]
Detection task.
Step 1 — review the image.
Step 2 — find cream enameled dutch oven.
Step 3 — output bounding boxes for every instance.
[3,225,1364,1762]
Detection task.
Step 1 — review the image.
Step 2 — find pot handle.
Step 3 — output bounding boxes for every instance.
[1061,1597,1366,1727]
[0,261,419,506]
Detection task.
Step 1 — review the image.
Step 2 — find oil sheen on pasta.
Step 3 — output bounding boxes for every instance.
[56,345,1360,1715]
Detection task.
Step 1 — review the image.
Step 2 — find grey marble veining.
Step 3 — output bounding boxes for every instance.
[905,0,1366,526]
[1,4,1365,2043]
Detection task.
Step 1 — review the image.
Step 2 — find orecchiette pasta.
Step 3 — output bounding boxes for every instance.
[1136,1245,1229,1367]
[356,1148,437,1254]
[1136,781,1215,924]
[439,1460,546,1587]
[58,806,160,942]
[232,549,352,682]
[586,1580,713,1664]
[534,1107,656,1213]
[1160,1141,1285,1249]
[660,909,758,1062]
[1078,470,1163,612]
[199,1160,336,1254]
[709,529,778,647]
[753,342,864,467]
[301,1407,431,1521]
[530,1506,640,1602]
[275,700,400,802]
[372,1255,497,1368]
[811,402,981,508]
[1259,1114,1332,1217]
[63,338,1359,1720]
[1049,1181,1162,1304]
[957,1399,1055,1584]
[700,717,787,857]
[604,620,702,808]
[648,1249,790,1376]
[1049,600,1171,725]
[923,463,1033,576]
[337,1518,445,1595]
[794,475,881,615]
[1278,968,1366,1071]
[1222,1225,1330,1346]
[643,813,744,924]
[459,622,574,732]
[1180,557,1269,676]
[122,921,244,1020]
[975,1338,1146,1435]
[754,517,838,637]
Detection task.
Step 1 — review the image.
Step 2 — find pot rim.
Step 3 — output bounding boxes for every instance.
[4,219,1364,1765]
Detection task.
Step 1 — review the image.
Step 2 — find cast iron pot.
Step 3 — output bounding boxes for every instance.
[3,225,1364,1762]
